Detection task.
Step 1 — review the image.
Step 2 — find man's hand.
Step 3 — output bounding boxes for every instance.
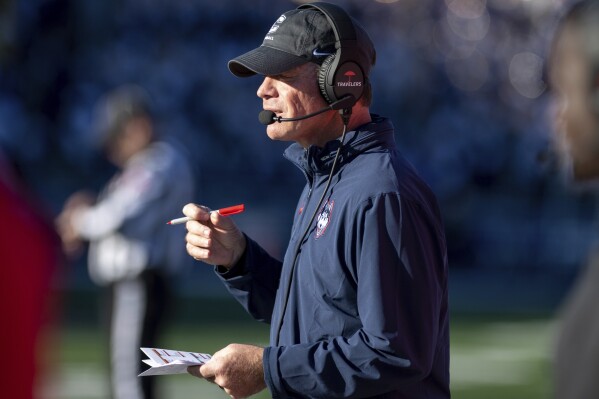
[188,343,266,399]
[55,191,95,257]
[183,203,247,269]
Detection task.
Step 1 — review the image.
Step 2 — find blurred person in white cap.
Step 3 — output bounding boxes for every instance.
[56,84,195,399]
[183,3,450,398]
[549,0,599,398]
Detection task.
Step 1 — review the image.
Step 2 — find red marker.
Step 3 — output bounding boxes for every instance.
[166,204,245,225]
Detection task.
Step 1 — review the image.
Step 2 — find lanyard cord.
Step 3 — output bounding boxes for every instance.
[274,112,351,346]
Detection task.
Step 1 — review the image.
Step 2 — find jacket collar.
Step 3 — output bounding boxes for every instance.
[283,115,395,176]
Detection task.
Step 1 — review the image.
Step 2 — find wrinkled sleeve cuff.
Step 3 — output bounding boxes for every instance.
[264,346,288,399]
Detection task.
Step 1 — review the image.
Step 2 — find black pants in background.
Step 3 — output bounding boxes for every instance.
[104,269,171,399]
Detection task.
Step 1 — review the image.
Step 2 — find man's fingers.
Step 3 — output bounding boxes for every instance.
[187,363,216,380]
[209,211,239,232]
[199,362,216,380]
[182,203,211,221]
[185,232,212,248]
[187,365,202,379]
[186,242,210,261]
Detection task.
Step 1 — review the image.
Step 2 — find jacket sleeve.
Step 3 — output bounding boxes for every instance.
[216,235,283,324]
[263,193,449,398]
[72,148,170,240]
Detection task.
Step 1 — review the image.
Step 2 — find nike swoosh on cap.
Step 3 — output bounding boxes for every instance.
[312,49,334,57]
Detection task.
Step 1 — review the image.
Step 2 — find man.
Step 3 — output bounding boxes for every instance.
[548,1,599,398]
[56,85,195,399]
[184,3,450,398]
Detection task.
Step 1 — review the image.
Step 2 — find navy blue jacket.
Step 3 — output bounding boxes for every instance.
[218,116,450,398]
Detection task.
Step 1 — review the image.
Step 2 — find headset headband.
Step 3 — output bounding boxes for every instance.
[298,2,357,44]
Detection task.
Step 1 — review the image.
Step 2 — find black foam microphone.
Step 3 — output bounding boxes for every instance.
[258,95,355,125]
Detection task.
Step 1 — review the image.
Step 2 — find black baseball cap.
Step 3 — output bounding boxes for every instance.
[228,6,375,78]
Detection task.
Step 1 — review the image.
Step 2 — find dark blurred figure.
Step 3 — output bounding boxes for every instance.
[549,1,599,398]
[0,148,61,398]
[56,85,195,399]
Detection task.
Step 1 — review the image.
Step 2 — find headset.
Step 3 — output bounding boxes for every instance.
[298,2,366,108]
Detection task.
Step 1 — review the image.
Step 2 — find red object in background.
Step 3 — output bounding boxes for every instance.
[0,177,60,398]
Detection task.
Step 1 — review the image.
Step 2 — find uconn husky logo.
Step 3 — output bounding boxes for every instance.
[315,200,334,239]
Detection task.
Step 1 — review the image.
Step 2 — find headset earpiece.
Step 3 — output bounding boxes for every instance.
[328,60,364,104]
[318,55,365,105]
[318,55,336,104]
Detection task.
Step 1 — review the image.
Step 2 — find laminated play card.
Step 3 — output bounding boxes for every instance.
[139,347,212,376]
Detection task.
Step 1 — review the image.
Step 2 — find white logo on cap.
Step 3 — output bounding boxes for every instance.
[268,14,286,34]
[313,49,334,57]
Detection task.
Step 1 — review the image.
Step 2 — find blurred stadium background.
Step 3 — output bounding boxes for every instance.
[0,0,594,397]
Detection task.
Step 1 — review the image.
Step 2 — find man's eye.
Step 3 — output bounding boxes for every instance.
[273,73,295,81]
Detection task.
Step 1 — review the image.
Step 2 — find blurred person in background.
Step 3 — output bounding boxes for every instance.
[0,147,61,398]
[549,0,599,398]
[183,3,449,398]
[56,85,195,399]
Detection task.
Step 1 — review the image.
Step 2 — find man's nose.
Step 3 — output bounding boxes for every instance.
[257,76,276,100]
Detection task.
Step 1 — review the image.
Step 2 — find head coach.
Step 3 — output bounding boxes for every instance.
[183,3,450,398]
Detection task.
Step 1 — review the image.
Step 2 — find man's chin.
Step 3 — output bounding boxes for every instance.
[265,125,291,142]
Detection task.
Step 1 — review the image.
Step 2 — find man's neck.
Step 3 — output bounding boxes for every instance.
[347,108,372,132]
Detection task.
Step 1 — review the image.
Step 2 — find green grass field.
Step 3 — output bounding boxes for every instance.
[42,296,554,398]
